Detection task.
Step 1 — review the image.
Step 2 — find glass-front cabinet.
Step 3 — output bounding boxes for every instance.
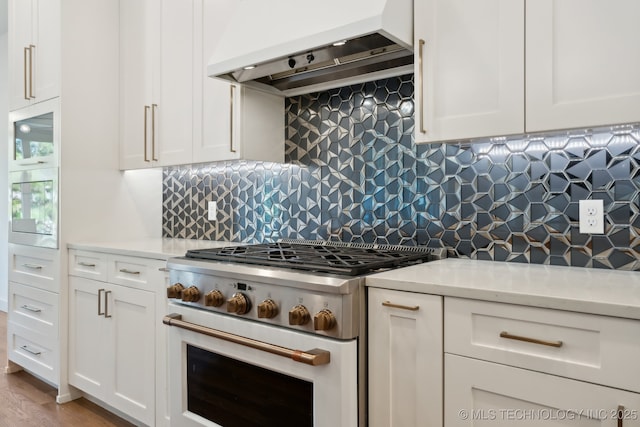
[9,98,60,170]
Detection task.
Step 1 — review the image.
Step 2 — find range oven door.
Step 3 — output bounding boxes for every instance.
[165,304,358,427]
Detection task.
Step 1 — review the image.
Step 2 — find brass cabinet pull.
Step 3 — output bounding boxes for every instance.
[418,38,426,134]
[23,46,29,100]
[78,262,96,268]
[20,304,42,313]
[151,103,158,161]
[229,85,236,153]
[98,288,105,316]
[20,345,41,356]
[158,267,170,273]
[382,301,420,311]
[119,268,141,275]
[104,290,112,318]
[143,105,150,162]
[617,405,624,427]
[163,313,330,366]
[22,263,43,270]
[499,331,563,348]
[28,45,35,98]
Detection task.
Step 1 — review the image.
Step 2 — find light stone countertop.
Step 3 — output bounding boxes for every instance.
[366,258,640,320]
[68,238,237,260]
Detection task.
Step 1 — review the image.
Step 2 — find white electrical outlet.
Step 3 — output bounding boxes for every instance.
[207,201,217,221]
[579,199,604,234]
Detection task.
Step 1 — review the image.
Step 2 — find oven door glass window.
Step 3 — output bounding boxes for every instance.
[14,112,54,161]
[187,344,313,427]
[11,179,55,235]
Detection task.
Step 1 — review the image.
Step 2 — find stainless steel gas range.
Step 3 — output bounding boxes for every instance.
[163,240,445,427]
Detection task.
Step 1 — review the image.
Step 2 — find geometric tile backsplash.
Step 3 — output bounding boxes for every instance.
[163,73,640,270]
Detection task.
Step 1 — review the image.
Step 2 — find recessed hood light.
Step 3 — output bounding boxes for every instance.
[332,40,348,47]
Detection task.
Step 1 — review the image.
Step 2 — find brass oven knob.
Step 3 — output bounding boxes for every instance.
[314,309,337,331]
[167,283,185,299]
[289,305,311,326]
[204,290,225,307]
[257,299,279,319]
[181,286,201,302]
[227,292,251,315]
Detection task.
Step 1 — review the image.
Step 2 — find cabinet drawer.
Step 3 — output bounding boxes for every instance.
[9,245,59,292]
[9,282,58,338]
[445,297,640,392]
[7,323,58,385]
[445,354,640,427]
[68,250,108,280]
[107,255,165,291]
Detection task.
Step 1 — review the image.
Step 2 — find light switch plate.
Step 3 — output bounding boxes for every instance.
[579,199,604,234]
[207,201,217,221]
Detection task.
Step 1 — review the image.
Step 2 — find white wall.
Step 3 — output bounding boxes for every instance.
[0,31,8,312]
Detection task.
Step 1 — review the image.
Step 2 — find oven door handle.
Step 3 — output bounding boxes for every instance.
[163,313,331,366]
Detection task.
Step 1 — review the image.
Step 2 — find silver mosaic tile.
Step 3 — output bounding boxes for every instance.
[162,74,640,270]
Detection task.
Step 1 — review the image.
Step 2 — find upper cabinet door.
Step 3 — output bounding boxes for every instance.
[415,0,525,143]
[194,0,284,164]
[193,0,240,163]
[156,0,196,167]
[8,0,60,111]
[526,0,640,132]
[119,0,156,170]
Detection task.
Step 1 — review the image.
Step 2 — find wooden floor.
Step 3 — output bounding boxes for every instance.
[0,311,135,427]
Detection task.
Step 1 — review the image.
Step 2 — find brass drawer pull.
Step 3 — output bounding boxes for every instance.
[78,262,97,268]
[119,268,141,275]
[20,345,41,356]
[22,263,43,270]
[20,304,42,313]
[163,313,330,366]
[499,331,563,348]
[382,301,420,311]
[158,267,170,273]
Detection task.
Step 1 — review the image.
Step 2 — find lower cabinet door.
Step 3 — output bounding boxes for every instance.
[107,282,155,426]
[445,354,640,426]
[368,288,443,427]
[68,276,109,398]
[68,276,155,426]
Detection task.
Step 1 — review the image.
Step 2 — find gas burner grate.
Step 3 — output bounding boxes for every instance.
[185,241,446,276]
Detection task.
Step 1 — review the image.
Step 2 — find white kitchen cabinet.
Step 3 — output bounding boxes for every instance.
[414,0,525,143]
[446,354,640,427]
[367,288,443,427]
[120,0,284,170]
[6,281,59,384]
[8,0,60,111]
[444,297,640,427]
[415,0,640,143]
[68,251,165,426]
[194,0,284,164]
[119,0,193,169]
[526,0,640,132]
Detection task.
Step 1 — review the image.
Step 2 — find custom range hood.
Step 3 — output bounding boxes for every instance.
[207,0,414,96]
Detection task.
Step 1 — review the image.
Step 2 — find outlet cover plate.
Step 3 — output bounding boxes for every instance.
[208,201,217,221]
[579,199,604,234]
